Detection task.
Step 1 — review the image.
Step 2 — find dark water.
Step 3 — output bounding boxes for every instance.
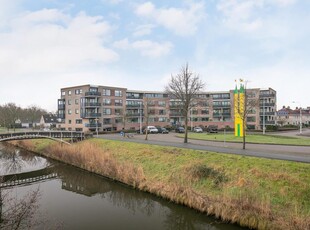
[0,144,245,230]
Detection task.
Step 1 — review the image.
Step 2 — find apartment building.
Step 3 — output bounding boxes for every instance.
[277,106,310,126]
[57,84,277,132]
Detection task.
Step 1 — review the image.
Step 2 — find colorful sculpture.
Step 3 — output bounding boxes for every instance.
[234,80,245,137]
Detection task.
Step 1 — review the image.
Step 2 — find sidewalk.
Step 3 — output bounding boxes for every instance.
[100,133,310,163]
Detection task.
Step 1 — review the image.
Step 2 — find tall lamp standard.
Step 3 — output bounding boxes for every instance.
[263,99,266,135]
[96,118,99,137]
[292,101,302,134]
[139,101,143,134]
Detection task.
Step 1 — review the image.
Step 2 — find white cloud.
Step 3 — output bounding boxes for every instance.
[135,2,205,36]
[113,38,173,58]
[133,24,155,37]
[0,9,118,76]
[217,0,298,32]
[101,0,123,4]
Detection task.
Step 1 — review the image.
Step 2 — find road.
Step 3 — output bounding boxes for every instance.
[100,132,310,163]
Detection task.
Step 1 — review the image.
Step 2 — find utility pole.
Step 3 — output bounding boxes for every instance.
[263,99,265,135]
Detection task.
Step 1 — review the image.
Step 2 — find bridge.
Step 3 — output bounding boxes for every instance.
[0,131,85,145]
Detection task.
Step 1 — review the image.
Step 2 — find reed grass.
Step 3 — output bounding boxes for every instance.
[12,139,310,230]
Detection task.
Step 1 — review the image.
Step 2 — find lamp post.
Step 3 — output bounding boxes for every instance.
[263,99,265,135]
[139,101,142,134]
[292,101,302,134]
[96,118,99,137]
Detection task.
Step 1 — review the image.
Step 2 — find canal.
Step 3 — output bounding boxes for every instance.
[0,144,245,230]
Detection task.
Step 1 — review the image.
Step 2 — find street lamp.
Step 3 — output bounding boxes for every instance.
[263,99,266,135]
[96,118,99,137]
[139,101,143,134]
[292,101,302,134]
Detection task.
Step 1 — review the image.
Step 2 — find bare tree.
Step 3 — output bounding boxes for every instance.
[0,103,21,131]
[165,63,205,143]
[144,98,152,141]
[0,176,41,229]
[25,105,47,130]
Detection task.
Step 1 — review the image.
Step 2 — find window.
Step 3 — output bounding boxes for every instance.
[76,128,83,131]
[115,99,123,106]
[102,89,111,96]
[115,109,122,115]
[201,109,209,114]
[103,99,111,105]
[103,118,111,124]
[61,91,65,96]
[75,89,81,95]
[76,119,82,124]
[158,101,166,107]
[75,109,79,114]
[159,117,167,122]
[103,108,111,115]
[115,90,122,97]
[115,118,122,123]
[68,90,72,95]
[68,120,72,124]
[159,110,166,115]
[68,99,72,105]
[68,109,72,115]
[75,99,79,105]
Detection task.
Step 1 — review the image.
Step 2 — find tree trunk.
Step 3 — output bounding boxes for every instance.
[242,121,246,149]
[184,114,188,143]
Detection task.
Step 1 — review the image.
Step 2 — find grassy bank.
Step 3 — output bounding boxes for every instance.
[182,133,310,146]
[11,139,310,230]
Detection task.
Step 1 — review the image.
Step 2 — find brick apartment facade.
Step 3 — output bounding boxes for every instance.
[57,84,277,132]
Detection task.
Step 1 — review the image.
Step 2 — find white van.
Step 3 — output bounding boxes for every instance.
[146,126,158,134]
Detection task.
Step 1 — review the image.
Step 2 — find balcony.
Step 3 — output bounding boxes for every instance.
[260,103,275,107]
[170,113,183,116]
[58,114,65,119]
[259,112,275,116]
[222,113,231,117]
[260,94,276,98]
[260,121,275,125]
[85,92,101,97]
[213,113,222,118]
[58,104,65,110]
[81,113,101,118]
[82,102,101,107]
[212,104,231,108]
[85,123,102,128]
[126,104,141,108]
[127,113,143,117]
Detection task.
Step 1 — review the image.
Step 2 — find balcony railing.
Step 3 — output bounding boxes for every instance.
[260,94,276,98]
[127,113,143,117]
[260,103,275,107]
[81,113,101,118]
[58,105,65,110]
[212,104,231,108]
[58,114,65,119]
[85,92,101,97]
[259,112,275,116]
[85,123,102,128]
[82,102,101,107]
[126,104,142,108]
[260,121,275,125]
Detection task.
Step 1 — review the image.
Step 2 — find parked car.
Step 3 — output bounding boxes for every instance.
[207,125,218,133]
[193,127,203,133]
[175,127,185,133]
[157,127,169,134]
[144,126,158,134]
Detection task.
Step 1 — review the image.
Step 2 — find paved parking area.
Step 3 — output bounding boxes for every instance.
[100,132,310,163]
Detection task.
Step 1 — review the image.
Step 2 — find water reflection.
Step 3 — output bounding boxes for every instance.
[0,143,48,175]
[0,144,244,230]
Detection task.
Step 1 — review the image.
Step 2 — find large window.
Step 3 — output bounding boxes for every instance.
[115,99,123,106]
[68,109,72,115]
[75,99,79,105]
[103,108,111,115]
[103,99,111,105]
[103,89,111,96]
[115,90,123,97]
[76,119,82,124]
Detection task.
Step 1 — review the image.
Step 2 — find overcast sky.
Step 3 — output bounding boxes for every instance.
[0,0,309,112]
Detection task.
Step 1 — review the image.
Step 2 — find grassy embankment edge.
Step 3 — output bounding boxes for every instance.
[180,133,310,146]
[10,138,310,230]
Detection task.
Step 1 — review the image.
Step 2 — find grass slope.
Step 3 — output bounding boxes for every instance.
[12,138,310,230]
